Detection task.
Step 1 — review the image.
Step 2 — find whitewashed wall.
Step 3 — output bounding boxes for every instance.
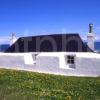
[0,52,100,77]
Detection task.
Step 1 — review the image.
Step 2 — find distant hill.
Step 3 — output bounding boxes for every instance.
[95,42,100,52]
[0,44,10,52]
[84,42,100,52]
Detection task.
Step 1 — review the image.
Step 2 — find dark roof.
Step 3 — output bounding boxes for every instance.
[5,33,92,52]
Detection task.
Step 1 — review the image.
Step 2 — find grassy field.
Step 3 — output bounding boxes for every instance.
[0,69,100,100]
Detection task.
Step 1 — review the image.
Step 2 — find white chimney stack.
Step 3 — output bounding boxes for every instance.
[10,33,17,46]
[87,23,95,51]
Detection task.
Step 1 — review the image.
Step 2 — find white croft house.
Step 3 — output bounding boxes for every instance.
[0,23,100,77]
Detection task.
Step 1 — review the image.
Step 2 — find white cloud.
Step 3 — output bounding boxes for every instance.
[81,35,100,41]
[95,35,100,41]
[0,36,10,44]
[81,37,87,41]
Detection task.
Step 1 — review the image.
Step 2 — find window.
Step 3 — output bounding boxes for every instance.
[32,54,38,64]
[64,55,76,69]
[32,54,38,61]
[67,55,75,64]
[33,55,36,61]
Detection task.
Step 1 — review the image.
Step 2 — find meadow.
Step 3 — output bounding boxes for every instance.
[0,68,100,100]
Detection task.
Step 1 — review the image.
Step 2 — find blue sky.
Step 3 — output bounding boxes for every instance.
[0,0,100,43]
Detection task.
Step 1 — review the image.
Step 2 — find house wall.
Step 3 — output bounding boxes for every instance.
[36,56,60,74]
[0,53,36,71]
[0,52,100,77]
[36,52,100,77]
[75,53,100,76]
[76,57,100,76]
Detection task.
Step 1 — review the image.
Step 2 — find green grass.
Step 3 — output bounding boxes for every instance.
[0,68,100,100]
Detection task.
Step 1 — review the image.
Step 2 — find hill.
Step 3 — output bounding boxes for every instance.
[0,44,9,52]
[0,68,100,100]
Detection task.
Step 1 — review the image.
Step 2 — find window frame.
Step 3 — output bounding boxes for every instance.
[67,55,75,64]
[65,54,76,69]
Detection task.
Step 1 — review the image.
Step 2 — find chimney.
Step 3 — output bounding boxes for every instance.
[89,23,93,33]
[87,23,95,51]
[10,33,17,45]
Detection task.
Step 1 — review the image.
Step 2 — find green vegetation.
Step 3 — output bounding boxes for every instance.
[0,68,100,100]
